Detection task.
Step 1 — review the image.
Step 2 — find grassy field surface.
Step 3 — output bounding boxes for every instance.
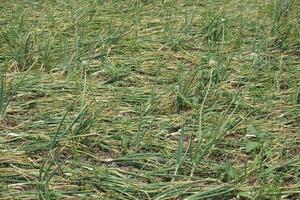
[0,0,299,199]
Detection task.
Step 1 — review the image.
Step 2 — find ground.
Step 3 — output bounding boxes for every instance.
[0,0,299,199]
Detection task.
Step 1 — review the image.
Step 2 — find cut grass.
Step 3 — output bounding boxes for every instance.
[0,0,299,199]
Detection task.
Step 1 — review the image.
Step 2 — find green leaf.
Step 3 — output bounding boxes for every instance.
[256,131,268,139]
[245,141,259,153]
[0,67,4,115]
[238,191,252,198]
[248,125,257,135]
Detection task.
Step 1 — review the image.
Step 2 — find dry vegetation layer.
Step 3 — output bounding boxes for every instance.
[0,0,299,199]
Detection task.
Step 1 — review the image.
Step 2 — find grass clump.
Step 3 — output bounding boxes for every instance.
[0,0,299,199]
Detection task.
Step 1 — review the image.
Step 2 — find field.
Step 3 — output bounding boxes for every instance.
[0,0,299,199]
